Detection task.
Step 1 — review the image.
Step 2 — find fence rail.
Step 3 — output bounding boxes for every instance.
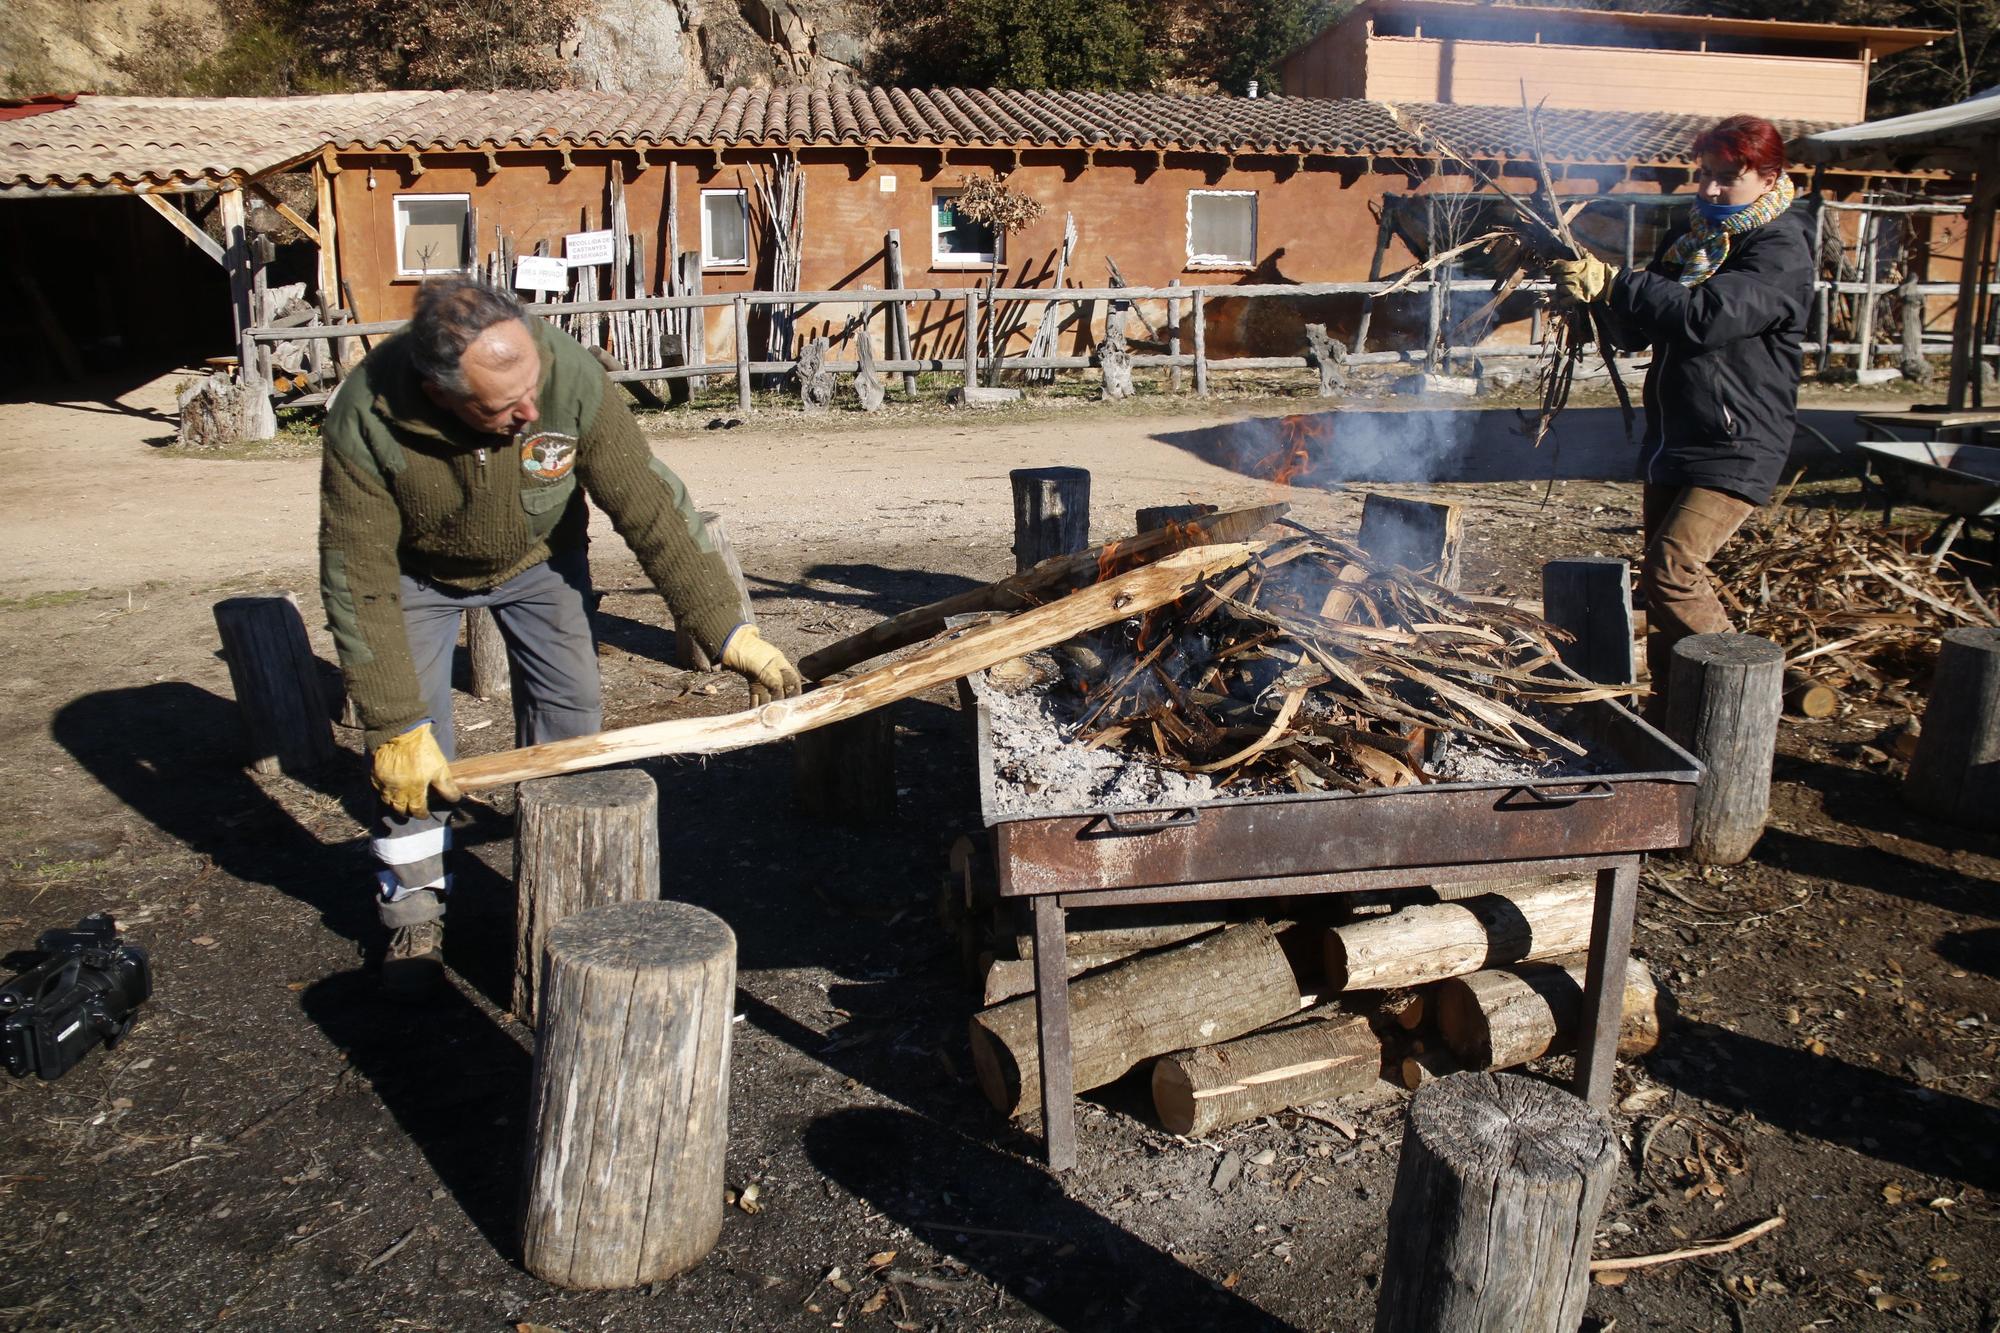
[249,267,1999,417]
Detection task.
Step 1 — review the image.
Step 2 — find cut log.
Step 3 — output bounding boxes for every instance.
[1375,1073,1617,1333]
[1782,668,1840,720]
[1152,1006,1382,1136]
[798,501,1287,680]
[1435,957,1667,1071]
[520,900,734,1289]
[968,922,1301,1119]
[1324,878,1594,992]
[212,594,337,777]
[1357,494,1464,588]
[511,769,660,1024]
[1905,626,2000,829]
[1398,1046,1458,1090]
[674,512,755,673]
[466,607,510,700]
[792,708,895,824]
[1010,467,1092,573]
[1007,915,1231,962]
[982,953,1128,1006]
[1136,503,1219,533]
[451,541,1262,791]
[1541,558,1636,686]
[1665,633,1784,865]
[177,371,276,448]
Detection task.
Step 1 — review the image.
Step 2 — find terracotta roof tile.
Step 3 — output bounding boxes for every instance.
[0,91,439,190]
[1,88,1844,192]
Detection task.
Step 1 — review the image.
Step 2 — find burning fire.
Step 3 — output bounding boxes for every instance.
[1249,414,1334,488]
[1096,515,1211,584]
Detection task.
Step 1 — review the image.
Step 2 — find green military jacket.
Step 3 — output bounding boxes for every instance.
[319,318,744,746]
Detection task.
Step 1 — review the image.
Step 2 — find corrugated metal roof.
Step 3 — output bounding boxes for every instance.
[1790,86,2000,173]
[0,87,1843,191]
[0,91,442,190]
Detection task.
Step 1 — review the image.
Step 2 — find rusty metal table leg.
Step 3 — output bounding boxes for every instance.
[1575,858,1639,1108]
[1031,895,1076,1170]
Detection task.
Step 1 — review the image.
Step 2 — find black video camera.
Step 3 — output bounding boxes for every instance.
[1,914,151,1081]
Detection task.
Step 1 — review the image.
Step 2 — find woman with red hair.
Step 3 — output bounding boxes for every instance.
[1555,114,1813,720]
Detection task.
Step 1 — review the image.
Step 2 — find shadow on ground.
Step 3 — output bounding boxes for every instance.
[805,1106,1300,1332]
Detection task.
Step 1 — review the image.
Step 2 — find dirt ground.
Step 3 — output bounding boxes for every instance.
[0,368,1995,1333]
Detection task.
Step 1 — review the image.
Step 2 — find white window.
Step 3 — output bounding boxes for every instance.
[1187,190,1257,268]
[393,193,469,277]
[700,189,749,268]
[932,190,1001,267]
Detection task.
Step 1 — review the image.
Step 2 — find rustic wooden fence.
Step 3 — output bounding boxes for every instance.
[245,268,1999,424]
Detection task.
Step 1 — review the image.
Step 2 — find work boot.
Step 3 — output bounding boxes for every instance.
[381,916,444,1002]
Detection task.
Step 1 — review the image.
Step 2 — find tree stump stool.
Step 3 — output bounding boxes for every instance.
[1665,633,1784,865]
[520,900,736,1289]
[1540,558,1636,686]
[212,593,336,777]
[674,512,756,673]
[1905,626,2000,829]
[513,770,660,1024]
[1375,1071,1618,1333]
[1010,467,1091,572]
[466,607,511,700]
[793,709,896,824]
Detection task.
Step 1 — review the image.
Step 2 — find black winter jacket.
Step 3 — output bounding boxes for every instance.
[1603,206,1814,506]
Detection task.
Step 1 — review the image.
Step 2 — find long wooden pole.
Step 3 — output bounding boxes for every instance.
[733,294,751,412]
[448,542,1260,792]
[797,501,1287,681]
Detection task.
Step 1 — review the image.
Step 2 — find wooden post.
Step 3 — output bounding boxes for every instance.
[511,769,660,1023]
[520,899,734,1288]
[1010,467,1092,573]
[885,230,917,395]
[466,607,510,700]
[681,253,707,394]
[853,298,886,411]
[963,289,980,396]
[795,335,833,410]
[1947,155,2000,411]
[1812,196,1834,374]
[732,294,751,413]
[1904,627,2000,829]
[1167,278,1184,393]
[675,512,755,673]
[1899,271,1931,382]
[1665,633,1784,865]
[1305,323,1347,397]
[1540,558,1635,685]
[1352,206,1395,355]
[212,594,337,777]
[1096,322,1134,400]
[792,709,896,824]
[1374,1072,1618,1333]
[1136,503,1218,533]
[1192,290,1209,396]
[1855,208,1879,374]
[1357,493,1463,587]
[313,161,340,335]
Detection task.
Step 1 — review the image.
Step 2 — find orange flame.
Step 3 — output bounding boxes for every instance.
[1250,414,1332,488]
[1097,515,1211,584]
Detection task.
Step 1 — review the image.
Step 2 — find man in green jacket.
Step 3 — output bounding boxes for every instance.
[321,277,800,994]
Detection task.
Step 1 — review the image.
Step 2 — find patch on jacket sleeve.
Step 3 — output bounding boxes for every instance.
[520,432,579,480]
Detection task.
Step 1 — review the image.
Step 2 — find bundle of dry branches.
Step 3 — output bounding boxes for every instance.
[1381,99,1635,448]
[1035,526,1637,794]
[1712,505,1998,702]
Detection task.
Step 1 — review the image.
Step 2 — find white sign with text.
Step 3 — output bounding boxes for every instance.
[514,255,570,292]
[565,230,616,267]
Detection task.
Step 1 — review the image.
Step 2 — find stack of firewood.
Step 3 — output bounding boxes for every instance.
[962,877,1671,1136]
[1712,505,1999,715]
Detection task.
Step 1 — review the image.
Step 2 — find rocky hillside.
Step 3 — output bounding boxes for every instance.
[0,0,877,97]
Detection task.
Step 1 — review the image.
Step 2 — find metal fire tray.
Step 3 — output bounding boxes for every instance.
[972,681,1703,899]
[965,672,1703,1169]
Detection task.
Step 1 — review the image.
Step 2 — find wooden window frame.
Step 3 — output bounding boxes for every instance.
[699,188,750,270]
[392,192,470,279]
[1186,189,1258,270]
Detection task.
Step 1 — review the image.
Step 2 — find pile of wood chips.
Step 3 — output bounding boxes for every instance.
[1056,524,1638,792]
[1712,506,1999,707]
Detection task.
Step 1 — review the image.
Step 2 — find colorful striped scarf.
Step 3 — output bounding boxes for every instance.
[1664,172,1797,287]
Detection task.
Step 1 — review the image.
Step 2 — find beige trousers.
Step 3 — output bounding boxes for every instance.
[1640,484,1756,710]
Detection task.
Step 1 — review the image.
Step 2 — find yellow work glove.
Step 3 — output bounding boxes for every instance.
[1551,254,1616,306]
[720,626,804,707]
[371,722,461,821]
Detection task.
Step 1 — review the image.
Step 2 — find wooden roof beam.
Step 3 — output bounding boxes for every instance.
[248,180,320,246]
[136,190,225,266]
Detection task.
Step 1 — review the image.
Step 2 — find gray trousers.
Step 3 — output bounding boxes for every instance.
[373,549,604,926]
